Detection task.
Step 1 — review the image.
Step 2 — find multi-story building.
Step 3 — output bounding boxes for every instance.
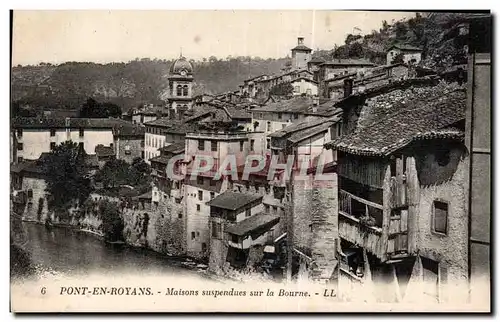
[208,191,280,271]
[291,37,312,70]
[269,115,340,283]
[386,44,423,65]
[317,59,377,98]
[325,79,468,304]
[167,55,195,115]
[182,128,266,259]
[10,117,140,163]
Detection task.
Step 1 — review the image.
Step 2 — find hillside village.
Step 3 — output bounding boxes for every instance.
[10,12,491,305]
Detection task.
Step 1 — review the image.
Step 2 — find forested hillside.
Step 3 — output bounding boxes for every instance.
[11,57,287,112]
[12,12,482,113]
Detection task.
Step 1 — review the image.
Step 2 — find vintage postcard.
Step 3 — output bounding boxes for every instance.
[10,10,492,313]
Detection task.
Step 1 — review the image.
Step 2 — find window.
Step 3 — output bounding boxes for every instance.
[50,142,56,150]
[433,200,448,234]
[267,121,271,132]
[272,206,278,214]
[266,139,271,149]
[17,129,22,138]
[211,141,217,152]
[178,212,183,219]
[198,190,203,201]
[294,86,300,93]
[264,204,270,212]
[17,157,23,163]
[306,89,312,95]
[177,85,182,96]
[50,129,56,137]
[231,234,239,243]
[294,113,299,119]
[202,243,207,253]
[182,85,189,96]
[196,232,200,237]
[175,198,181,204]
[125,145,131,155]
[196,204,201,212]
[209,179,216,186]
[198,139,205,151]
[250,139,255,151]
[245,209,251,217]
[212,222,222,238]
[282,124,286,129]
[27,189,33,198]
[278,113,282,120]
[197,176,204,185]
[191,232,196,240]
[79,128,84,137]
[17,143,23,151]
[78,142,84,150]
[210,192,215,200]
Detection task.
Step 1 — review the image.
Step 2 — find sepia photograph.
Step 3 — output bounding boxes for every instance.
[9,9,492,313]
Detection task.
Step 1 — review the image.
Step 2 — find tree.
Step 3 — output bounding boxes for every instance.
[391,52,405,64]
[96,158,130,189]
[43,141,92,211]
[79,97,122,118]
[98,200,124,242]
[269,82,294,97]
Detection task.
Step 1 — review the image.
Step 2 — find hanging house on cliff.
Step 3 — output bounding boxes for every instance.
[325,79,469,304]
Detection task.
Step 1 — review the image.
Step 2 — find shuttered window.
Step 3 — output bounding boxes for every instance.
[433,200,448,234]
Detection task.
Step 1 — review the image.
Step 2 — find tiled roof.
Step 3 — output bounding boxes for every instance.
[144,117,198,134]
[149,155,172,165]
[251,96,315,113]
[325,88,466,156]
[11,117,132,129]
[291,44,312,52]
[113,123,145,137]
[268,116,339,144]
[321,59,376,67]
[225,212,280,237]
[308,57,326,64]
[158,141,185,154]
[206,191,263,211]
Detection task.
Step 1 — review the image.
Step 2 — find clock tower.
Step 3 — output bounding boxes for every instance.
[167,54,194,118]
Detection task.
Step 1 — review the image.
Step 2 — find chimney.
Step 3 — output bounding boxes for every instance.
[343,79,354,98]
[298,37,304,45]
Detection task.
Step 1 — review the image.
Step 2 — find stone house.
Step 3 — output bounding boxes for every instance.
[325,79,469,304]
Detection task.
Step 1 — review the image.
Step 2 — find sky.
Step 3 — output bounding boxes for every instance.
[12,10,415,65]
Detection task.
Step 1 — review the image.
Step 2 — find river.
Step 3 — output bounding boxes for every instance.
[14,222,208,279]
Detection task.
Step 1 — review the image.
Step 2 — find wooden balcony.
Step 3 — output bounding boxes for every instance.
[339,189,409,261]
[390,176,408,208]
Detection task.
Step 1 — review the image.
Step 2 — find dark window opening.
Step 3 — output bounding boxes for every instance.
[198,139,205,151]
[191,232,196,240]
[239,141,244,151]
[211,141,217,152]
[50,129,56,137]
[17,129,23,137]
[433,200,448,234]
[178,212,183,219]
[17,143,23,151]
[231,234,239,243]
[198,190,203,201]
[79,128,84,137]
[436,148,450,167]
[250,139,255,151]
[245,208,251,217]
[50,142,56,150]
[196,204,201,212]
[197,176,203,185]
[177,85,182,96]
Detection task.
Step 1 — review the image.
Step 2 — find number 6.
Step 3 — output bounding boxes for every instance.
[41,287,46,295]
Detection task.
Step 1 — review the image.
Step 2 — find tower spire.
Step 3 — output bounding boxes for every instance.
[180,47,183,58]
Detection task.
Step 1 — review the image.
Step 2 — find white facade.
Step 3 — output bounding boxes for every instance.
[15,128,114,161]
[291,78,318,96]
[386,49,422,65]
[144,132,169,163]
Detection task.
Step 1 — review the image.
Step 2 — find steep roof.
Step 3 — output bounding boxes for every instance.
[144,117,198,134]
[269,115,340,144]
[325,87,466,156]
[252,96,314,113]
[158,141,185,154]
[291,44,312,52]
[113,123,145,137]
[207,191,263,211]
[225,212,280,237]
[320,59,376,67]
[12,117,132,129]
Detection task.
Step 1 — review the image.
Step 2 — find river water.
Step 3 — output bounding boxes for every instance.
[15,222,207,279]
